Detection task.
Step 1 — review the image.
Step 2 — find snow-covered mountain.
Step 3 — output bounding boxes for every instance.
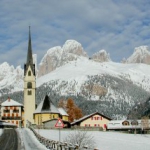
[126,46,150,64]
[37,57,150,93]
[36,57,150,119]
[1,41,150,119]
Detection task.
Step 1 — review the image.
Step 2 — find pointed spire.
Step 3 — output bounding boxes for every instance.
[27,26,33,64]
[24,26,35,76]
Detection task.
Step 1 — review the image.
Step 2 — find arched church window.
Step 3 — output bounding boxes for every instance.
[28,71,31,76]
[28,90,32,95]
[27,82,32,89]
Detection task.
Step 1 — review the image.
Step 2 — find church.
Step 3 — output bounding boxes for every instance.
[20,27,69,127]
[0,27,68,128]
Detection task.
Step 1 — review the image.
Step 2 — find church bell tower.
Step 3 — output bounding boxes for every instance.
[24,26,36,127]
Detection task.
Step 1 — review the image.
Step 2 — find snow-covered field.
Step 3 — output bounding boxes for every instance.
[35,129,150,150]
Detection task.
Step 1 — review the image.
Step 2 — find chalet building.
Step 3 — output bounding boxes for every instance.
[33,95,69,127]
[0,98,24,127]
[71,112,111,130]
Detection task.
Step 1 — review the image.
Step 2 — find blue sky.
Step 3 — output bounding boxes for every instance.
[0,0,150,67]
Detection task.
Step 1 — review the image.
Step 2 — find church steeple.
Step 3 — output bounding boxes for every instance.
[24,26,36,127]
[24,26,35,76]
[27,26,33,65]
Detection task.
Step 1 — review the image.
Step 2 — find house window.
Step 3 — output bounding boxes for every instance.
[28,90,32,95]
[28,71,31,76]
[97,117,99,120]
[85,124,90,127]
[3,110,10,113]
[122,121,130,126]
[13,109,19,113]
[27,82,32,88]
[131,121,138,126]
[94,124,100,127]
[91,117,93,120]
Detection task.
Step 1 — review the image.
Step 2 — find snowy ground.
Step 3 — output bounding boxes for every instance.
[35,129,150,150]
[17,128,48,150]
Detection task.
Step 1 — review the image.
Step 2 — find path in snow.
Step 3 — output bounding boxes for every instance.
[18,128,48,150]
[0,129,18,150]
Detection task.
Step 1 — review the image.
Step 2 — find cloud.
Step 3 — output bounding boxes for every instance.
[0,0,150,67]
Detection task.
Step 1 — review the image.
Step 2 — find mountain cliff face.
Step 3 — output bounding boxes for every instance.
[38,46,62,77]
[126,46,150,64]
[92,50,111,62]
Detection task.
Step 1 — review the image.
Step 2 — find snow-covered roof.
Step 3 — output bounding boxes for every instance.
[71,112,111,125]
[58,108,68,116]
[1,98,23,106]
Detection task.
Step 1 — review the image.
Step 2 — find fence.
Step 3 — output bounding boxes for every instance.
[29,127,99,150]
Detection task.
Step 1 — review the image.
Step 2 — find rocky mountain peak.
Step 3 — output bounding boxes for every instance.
[38,46,62,77]
[62,40,88,57]
[92,49,111,62]
[38,40,88,77]
[126,46,150,64]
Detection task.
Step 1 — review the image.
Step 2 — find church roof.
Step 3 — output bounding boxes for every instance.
[34,95,60,114]
[58,108,68,116]
[27,26,33,65]
[1,98,23,107]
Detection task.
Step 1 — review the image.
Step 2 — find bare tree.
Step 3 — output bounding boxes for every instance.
[64,130,96,149]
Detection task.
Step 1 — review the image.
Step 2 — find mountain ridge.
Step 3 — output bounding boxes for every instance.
[0,40,150,119]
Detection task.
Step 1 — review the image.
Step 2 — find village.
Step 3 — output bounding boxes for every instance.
[0,28,150,150]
